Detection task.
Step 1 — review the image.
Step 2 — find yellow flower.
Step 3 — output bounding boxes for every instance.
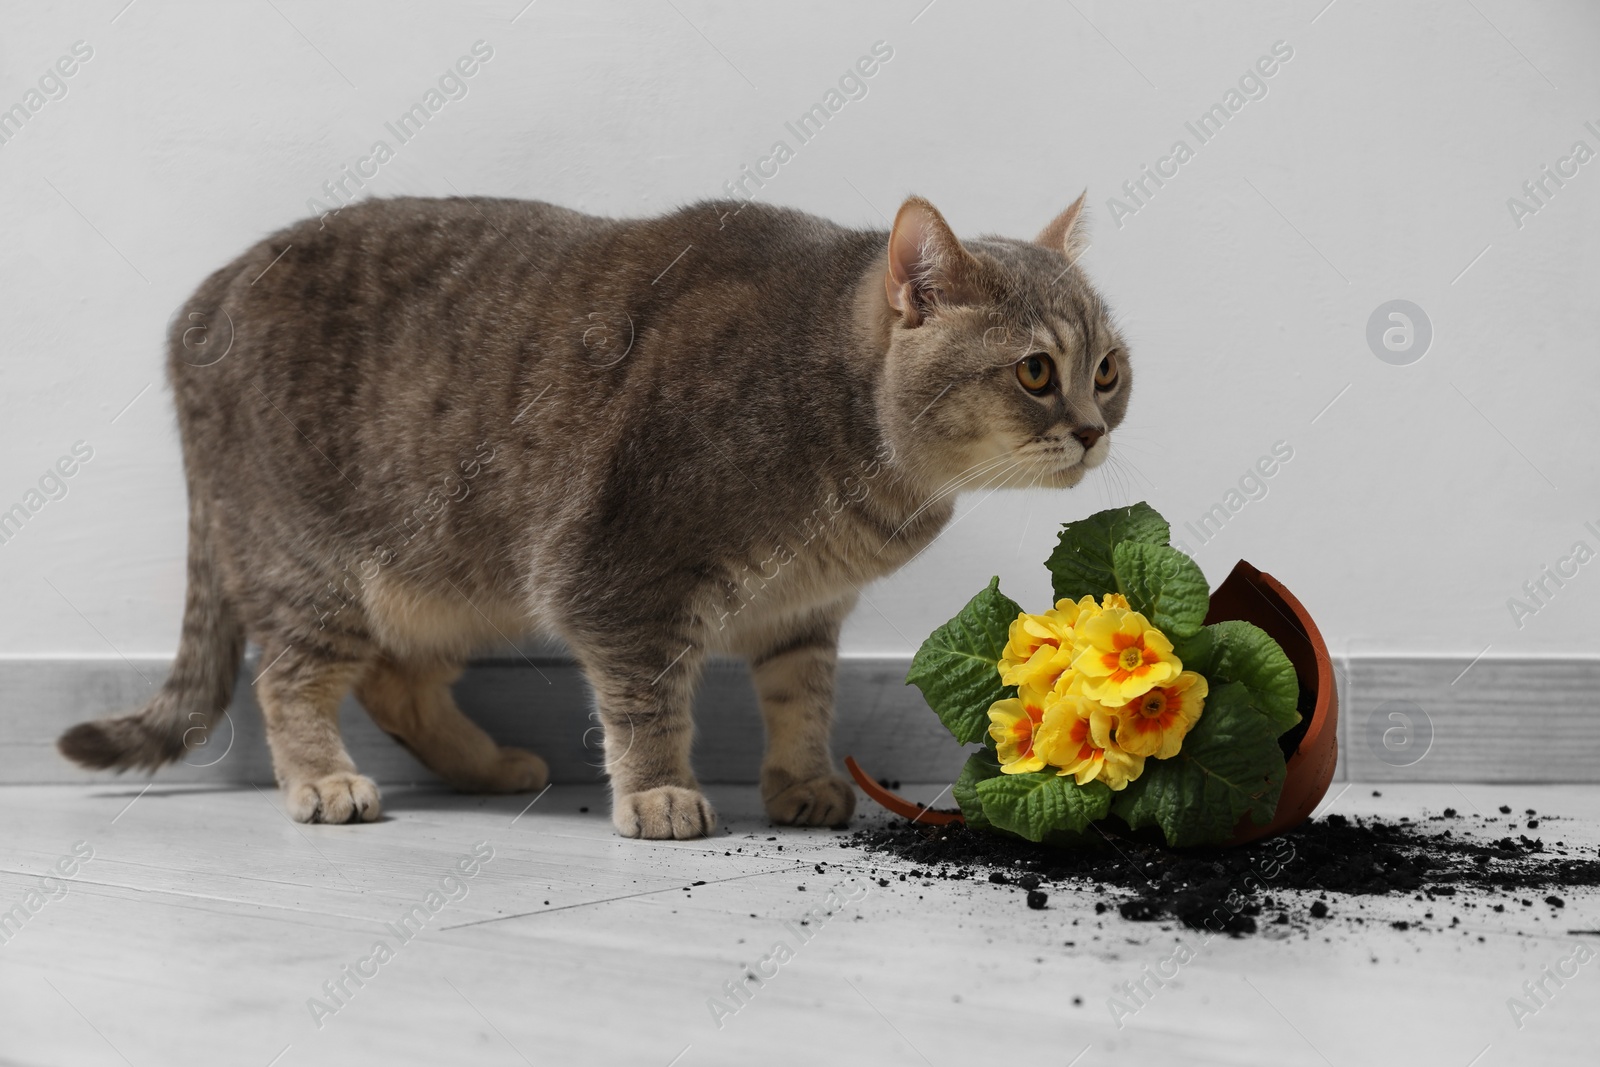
[990,593,1184,790]
[997,596,1097,689]
[997,616,1073,690]
[1070,607,1181,708]
[1102,671,1208,758]
[987,683,1051,774]
[1035,693,1147,791]
[1098,745,1145,790]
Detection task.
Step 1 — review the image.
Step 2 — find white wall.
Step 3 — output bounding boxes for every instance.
[2,0,1596,662]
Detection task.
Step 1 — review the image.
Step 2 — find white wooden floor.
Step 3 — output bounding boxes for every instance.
[0,781,1595,1067]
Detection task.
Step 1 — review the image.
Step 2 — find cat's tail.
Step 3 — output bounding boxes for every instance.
[57,491,244,772]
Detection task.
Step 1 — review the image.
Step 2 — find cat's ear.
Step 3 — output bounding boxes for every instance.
[1034,191,1089,260]
[885,196,978,328]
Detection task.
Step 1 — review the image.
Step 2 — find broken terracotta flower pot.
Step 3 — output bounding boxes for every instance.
[847,559,1340,848]
[1205,559,1339,845]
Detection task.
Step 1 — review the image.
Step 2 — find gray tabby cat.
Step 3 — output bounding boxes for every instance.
[58,191,1131,838]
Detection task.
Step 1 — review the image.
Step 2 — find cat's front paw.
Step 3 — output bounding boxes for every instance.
[286,773,382,824]
[613,786,716,839]
[763,773,856,828]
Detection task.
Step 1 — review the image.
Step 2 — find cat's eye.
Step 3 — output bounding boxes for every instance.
[1094,352,1119,390]
[1016,354,1054,395]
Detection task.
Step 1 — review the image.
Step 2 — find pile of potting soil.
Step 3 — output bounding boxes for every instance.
[849,803,1600,938]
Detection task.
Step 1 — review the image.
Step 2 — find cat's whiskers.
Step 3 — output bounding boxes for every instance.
[896,454,1022,570]
[910,452,1013,511]
[1095,431,1156,458]
[1104,450,1153,500]
[878,453,1013,552]
[982,461,1019,494]
[1096,458,1124,509]
[1106,454,1131,498]
[1019,458,1049,509]
[1011,438,1086,487]
[1088,447,1139,505]
[1115,452,1148,503]
[1093,449,1122,506]
[898,452,1014,531]
[1001,442,1066,489]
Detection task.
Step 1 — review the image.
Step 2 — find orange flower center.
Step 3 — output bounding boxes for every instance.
[1099,632,1153,681]
[1125,688,1182,737]
[1138,691,1168,719]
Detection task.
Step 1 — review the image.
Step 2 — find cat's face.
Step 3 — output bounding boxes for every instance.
[878,196,1131,491]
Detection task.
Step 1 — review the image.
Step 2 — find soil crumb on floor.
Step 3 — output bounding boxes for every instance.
[850,808,1600,938]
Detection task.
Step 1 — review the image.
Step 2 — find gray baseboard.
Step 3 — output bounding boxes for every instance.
[2,653,1596,786]
[1337,655,1599,782]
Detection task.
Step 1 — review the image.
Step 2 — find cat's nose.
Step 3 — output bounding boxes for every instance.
[1073,427,1105,450]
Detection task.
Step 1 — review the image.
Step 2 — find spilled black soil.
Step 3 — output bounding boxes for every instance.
[850,803,1600,938]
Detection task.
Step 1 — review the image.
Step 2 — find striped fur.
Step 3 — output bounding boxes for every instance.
[56,194,1130,836]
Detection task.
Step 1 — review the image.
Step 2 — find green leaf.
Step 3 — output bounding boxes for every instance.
[976,771,1112,841]
[1198,620,1301,736]
[906,577,1020,745]
[952,750,1004,830]
[1046,502,1171,603]
[1170,625,1216,675]
[1110,682,1286,846]
[1111,541,1210,638]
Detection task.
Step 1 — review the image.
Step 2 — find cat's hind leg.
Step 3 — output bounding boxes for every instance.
[355,657,548,794]
[255,640,380,824]
[748,605,857,828]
